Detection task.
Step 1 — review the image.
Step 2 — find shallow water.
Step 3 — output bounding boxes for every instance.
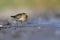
[0,18,60,40]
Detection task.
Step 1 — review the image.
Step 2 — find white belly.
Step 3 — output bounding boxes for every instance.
[18,17,26,21]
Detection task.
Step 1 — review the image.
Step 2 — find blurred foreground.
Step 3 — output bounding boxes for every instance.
[0,18,60,40]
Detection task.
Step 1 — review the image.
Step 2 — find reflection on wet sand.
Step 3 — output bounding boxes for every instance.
[0,18,60,40]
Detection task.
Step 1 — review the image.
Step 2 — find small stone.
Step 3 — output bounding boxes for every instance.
[0,25,3,27]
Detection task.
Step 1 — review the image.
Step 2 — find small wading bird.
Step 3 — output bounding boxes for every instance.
[11,13,28,23]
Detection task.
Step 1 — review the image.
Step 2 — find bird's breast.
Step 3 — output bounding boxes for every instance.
[18,17,27,21]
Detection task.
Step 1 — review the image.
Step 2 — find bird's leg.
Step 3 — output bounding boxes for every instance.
[14,20,18,30]
[17,20,18,27]
[21,21,22,24]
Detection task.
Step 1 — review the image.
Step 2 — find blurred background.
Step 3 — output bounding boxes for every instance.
[0,0,60,40]
[0,0,60,19]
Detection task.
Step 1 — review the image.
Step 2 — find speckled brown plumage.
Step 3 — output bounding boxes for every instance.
[11,13,28,22]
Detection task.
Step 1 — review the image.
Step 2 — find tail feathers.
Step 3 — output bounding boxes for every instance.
[11,16,16,18]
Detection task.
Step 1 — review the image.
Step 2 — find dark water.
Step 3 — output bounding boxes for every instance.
[0,18,60,40]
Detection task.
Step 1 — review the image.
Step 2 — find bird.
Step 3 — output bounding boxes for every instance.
[11,13,28,23]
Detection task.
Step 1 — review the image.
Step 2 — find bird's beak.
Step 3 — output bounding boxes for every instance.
[11,16,16,18]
